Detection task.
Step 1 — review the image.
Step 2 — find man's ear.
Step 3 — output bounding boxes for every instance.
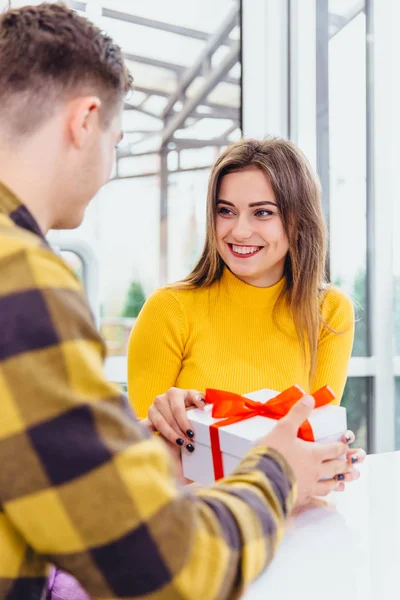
[67,96,101,149]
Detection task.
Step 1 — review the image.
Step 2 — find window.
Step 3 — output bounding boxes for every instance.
[328,4,368,357]
[44,0,241,362]
[342,377,371,451]
[326,2,370,449]
[242,0,400,453]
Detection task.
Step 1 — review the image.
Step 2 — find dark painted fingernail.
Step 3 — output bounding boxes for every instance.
[186,444,195,452]
[345,434,352,443]
[196,395,206,403]
[176,438,184,446]
[337,474,345,481]
[186,429,195,438]
[351,455,358,464]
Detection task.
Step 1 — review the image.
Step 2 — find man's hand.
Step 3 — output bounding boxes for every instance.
[259,395,351,506]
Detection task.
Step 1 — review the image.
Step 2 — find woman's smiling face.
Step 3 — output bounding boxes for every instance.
[215,166,289,287]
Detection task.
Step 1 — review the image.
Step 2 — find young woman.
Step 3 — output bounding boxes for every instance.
[128,138,361,462]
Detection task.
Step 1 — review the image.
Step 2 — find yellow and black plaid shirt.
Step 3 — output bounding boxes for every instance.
[0,182,296,600]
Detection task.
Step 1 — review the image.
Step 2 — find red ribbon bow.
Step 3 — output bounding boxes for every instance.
[205,385,335,480]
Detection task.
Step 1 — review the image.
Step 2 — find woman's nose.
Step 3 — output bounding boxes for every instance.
[231,217,253,241]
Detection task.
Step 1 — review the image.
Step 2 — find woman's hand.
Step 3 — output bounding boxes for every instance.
[147,387,205,452]
[334,430,366,490]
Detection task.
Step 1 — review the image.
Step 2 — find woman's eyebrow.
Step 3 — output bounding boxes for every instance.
[248,201,277,207]
[217,199,277,207]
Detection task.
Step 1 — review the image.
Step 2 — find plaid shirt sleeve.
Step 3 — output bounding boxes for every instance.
[0,241,297,600]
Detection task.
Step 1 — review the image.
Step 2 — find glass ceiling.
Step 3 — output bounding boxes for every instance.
[2,0,241,162]
[71,0,242,164]
[80,0,241,163]
[1,0,365,175]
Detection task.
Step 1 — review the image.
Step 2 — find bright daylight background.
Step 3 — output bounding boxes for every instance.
[3,0,400,454]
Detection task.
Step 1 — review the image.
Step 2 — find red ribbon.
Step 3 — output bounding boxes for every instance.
[205,385,335,480]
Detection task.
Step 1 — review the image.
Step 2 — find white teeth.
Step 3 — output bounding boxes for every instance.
[232,245,260,255]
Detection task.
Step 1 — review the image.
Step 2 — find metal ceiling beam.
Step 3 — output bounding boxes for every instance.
[190,107,239,120]
[129,130,161,149]
[124,104,161,120]
[68,1,234,45]
[162,40,240,145]
[328,13,347,28]
[118,149,159,159]
[117,121,239,158]
[220,122,239,139]
[162,5,239,119]
[112,163,213,181]
[123,129,162,135]
[133,85,171,99]
[124,52,239,86]
[135,94,150,109]
[125,98,239,120]
[170,137,232,149]
[218,74,239,87]
[124,52,184,74]
[103,7,234,44]
[68,1,86,10]
[116,129,235,158]
[126,103,238,119]
[329,2,365,39]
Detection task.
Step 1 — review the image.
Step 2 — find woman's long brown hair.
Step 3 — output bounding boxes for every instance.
[173,138,328,378]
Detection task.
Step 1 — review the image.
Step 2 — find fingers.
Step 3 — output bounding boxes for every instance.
[148,404,189,446]
[342,430,355,444]
[279,395,315,435]
[341,432,366,465]
[156,388,206,450]
[164,388,196,439]
[319,458,351,480]
[334,482,345,492]
[148,387,206,452]
[315,441,348,461]
[309,480,346,499]
[337,468,360,483]
[185,389,206,409]
[314,478,344,496]
[346,447,366,465]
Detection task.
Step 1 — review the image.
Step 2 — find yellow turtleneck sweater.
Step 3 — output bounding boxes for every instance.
[128,268,354,418]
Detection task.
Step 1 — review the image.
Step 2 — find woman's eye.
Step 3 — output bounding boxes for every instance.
[255,209,273,217]
[217,207,234,216]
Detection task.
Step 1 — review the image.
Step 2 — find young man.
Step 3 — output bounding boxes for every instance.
[0,4,353,600]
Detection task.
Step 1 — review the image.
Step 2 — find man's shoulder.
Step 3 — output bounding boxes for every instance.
[0,216,83,294]
[0,218,101,366]
[0,213,44,252]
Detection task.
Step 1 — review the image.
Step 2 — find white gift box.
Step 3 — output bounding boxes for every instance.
[182,388,347,485]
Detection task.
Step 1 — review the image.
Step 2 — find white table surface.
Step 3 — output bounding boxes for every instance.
[243,451,400,599]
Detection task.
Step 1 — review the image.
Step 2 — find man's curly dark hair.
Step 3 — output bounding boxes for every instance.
[0,2,132,135]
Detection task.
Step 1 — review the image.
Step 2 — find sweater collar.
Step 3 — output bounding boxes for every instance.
[219,266,287,308]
